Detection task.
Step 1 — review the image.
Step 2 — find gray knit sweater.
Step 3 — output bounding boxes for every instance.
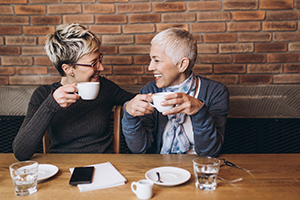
[13,77,135,161]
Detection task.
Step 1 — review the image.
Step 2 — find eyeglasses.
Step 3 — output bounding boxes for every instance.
[68,53,103,71]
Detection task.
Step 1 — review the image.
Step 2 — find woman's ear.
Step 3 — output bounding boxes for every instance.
[177,57,190,73]
[62,64,73,76]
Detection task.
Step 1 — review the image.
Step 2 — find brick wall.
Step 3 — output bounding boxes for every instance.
[0,0,300,86]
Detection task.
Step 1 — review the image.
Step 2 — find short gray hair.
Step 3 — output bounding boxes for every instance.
[151,28,197,70]
[44,23,101,76]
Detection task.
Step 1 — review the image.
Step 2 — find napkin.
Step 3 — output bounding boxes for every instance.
[69,162,127,192]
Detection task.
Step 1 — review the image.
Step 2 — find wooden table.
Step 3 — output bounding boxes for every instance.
[0,153,299,200]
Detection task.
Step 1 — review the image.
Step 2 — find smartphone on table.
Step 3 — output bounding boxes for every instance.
[69,166,95,185]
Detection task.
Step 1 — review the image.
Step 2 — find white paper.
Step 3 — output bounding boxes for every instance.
[69,162,127,192]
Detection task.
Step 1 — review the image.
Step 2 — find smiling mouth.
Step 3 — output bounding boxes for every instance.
[154,74,162,78]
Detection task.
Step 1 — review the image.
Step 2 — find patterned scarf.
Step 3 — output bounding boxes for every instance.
[160,72,197,154]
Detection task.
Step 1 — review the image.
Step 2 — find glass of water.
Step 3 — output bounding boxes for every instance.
[193,157,221,191]
[9,161,39,196]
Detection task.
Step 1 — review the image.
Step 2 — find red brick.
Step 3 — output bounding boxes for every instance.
[262,22,297,31]
[135,34,155,44]
[289,43,300,51]
[100,46,118,55]
[2,56,33,66]
[162,13,195,22]
[191,23,226,33]
[248,64,282,73]
[63,15,93,24]
[117,3,151,13]
[123,24,155,33]
[95,15,127,24]
[102,35,134,44]
[35,57,52,66]
[0,67,15,75]
[31,0,60,3]
[48,67,59,75]
[232,11,265,21]
[0,5,13,14]
[220,43,254,53]
[22,47,47,55]
[83,4,114,14]
[103,56,132,65]
[63,0,94,2]
[134,55,150,65]
[228,22,261,31]
[0,77,9,85]
[113,65,143,75]
[266,11,300,20]
[193,64,212,74]
[273,74,300,83]
[0,47,20,55]
[0,37,3,45]
[284,63,300,73]
[234,54,267,63]
[206,75,238,84]
[198,12,231,22]
[197,44,218,54]
[139,76,155,85]
[199,55,232,64]
[255,43,287,52]
[15,5,46,15]
[9,76,40,85]
[119,45,149,55]
[6,36,37,45]
[187,1,222,11]
[16,67,47,75]
[48,4,81,14]
[24,26,55,35]
[260,0,294,10]
[129,13,160,23]
[214,64,246,74]
[273,32,300,41]
[153,2,186,12]
[240,75,272,84]
[223,0,258,10]
[0,26,22,35]
[89,25,121,34]
[32,16,62,25]
[156,24,188,33]
[204,33,236,43]
[296,0,300,8]
[0,16,29,25]
[41,76,61,85]
[38,36,47,45]
[194,34,203,43]
[107,75,138,85]
[101,65,112,75]
[238,32,271,42]
[268,53,300,63]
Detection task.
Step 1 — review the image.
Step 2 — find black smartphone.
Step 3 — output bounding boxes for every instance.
[69,166,95,185]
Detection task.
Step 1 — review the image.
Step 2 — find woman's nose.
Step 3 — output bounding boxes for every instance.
[95,62,104,72]
[148,60,155,71]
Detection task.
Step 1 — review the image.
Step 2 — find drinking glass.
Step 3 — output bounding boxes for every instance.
[9,161,39,196]
[193,157,220,191]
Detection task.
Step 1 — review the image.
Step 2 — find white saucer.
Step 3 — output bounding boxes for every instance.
[145,166,191,186]
[38,164,59,182]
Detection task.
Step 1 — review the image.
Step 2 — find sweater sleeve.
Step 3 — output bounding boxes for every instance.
[12,86,62,161]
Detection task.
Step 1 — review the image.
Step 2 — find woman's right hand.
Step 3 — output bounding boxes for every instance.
[53,83,79,108]
[125,93,155,117]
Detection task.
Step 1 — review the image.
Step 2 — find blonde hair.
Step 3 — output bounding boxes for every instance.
[151,28,197,70]
[44,23,101,76]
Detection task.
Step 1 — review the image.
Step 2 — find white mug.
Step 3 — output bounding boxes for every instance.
[149,92,175,112]
[76,82,100,100]
[131,179,153,200]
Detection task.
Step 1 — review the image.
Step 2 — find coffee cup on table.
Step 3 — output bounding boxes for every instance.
[76,82,100,100]
[149,92,175,112]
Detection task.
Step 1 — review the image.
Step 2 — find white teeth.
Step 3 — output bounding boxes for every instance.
[154,74,162,78]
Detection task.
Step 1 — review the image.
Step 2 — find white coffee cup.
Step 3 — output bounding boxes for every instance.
[76,82,100,100]
[131,179,153,200]
[149,92,175,112]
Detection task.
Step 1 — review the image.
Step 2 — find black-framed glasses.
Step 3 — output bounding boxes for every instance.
[68,53,103,71]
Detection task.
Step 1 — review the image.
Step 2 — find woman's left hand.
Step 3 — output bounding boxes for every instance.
[161,92,203,115]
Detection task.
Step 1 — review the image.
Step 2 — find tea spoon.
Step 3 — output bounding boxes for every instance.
[156,172,163,183]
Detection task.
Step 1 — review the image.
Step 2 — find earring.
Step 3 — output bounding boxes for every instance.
[71,73,74,77]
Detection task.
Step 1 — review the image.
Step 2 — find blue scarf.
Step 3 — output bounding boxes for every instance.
[160,72,197,154]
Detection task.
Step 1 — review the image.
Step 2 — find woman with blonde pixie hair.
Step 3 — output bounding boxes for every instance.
[122,28,229,156]
[13,23,134,161]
